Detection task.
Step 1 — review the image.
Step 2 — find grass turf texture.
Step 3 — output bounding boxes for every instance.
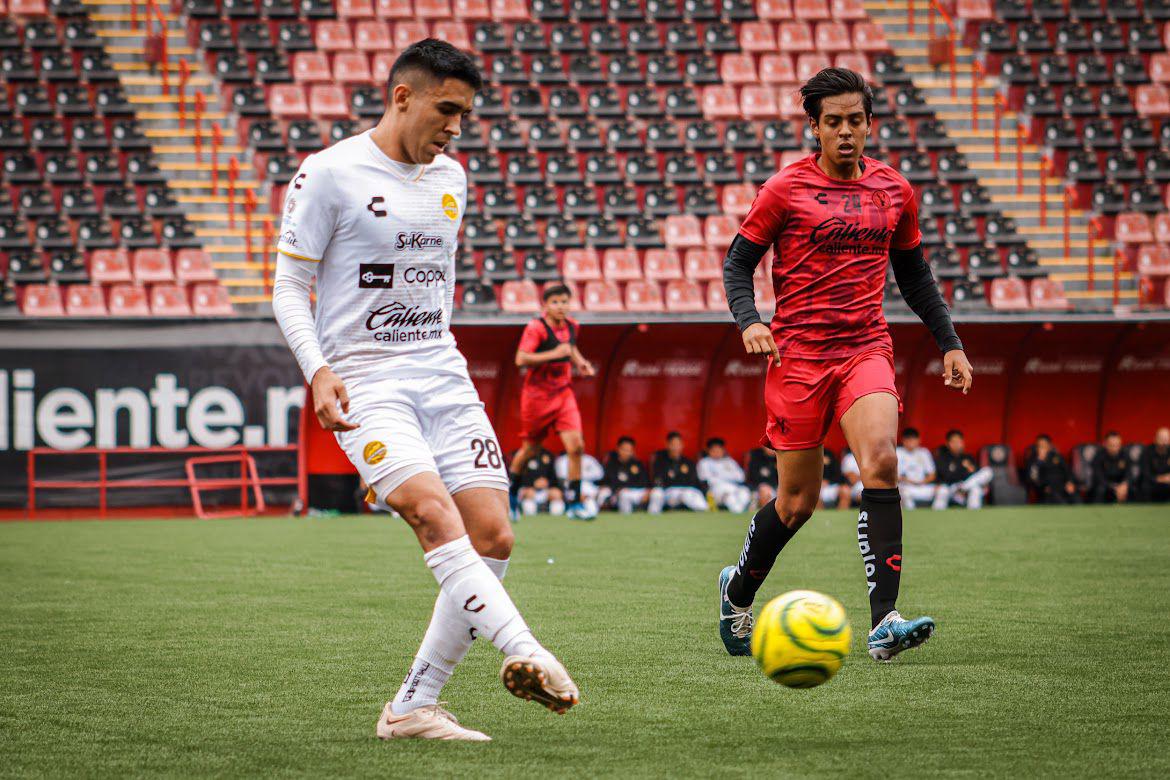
[2,507,1168,779]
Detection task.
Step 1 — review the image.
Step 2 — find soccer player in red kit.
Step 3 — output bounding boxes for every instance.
[716,69,974,661]
[507,283,597,520]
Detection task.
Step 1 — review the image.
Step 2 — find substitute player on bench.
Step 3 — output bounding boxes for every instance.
[272,40,577,742]
[716,68,973,662]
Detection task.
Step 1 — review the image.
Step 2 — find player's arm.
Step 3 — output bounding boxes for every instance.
[271,161,357,432]
[725,180,785,362]
[515,343,573,367]
[569,345,596,376]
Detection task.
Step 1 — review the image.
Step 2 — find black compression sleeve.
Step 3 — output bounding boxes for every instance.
[890,244,964,353]
[722,234,771,332]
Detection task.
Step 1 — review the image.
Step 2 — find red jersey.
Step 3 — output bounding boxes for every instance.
[738,154,922,358]
[518,316,578,395]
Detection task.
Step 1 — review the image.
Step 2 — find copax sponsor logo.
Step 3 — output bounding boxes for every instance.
[395,232,444,251]
[359,263,395,289]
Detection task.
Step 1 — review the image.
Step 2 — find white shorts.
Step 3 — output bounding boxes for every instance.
[336,371,509,499]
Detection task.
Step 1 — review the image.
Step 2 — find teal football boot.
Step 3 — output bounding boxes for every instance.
[718,565,753,656]
[867,610,936,662]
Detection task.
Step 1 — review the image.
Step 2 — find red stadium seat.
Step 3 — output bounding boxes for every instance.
[1136,85,1170,118]
[337,0,377,17]
[452,0,490,18]
[582,280,624,311]
[563,249,602,281]
[416,0,452,17]
[65,284,108,316]
[793,0,830,19]
[269,84,310,118]
[315,21,355,51]
[150,284,193,317]
[309,85,350,119]
[778,88,806,119]
[107,284,150,316]
[132,249,174,284]
[851,22,890,52]
[490,0,528,19]
[703,86,741,119]
[500,279,540,312]
[778,22,815,53]
[90,249,132,284]
[395,22,431,50]
[834,53,872,82]
[741,85,780,119]
[780,149,807,168]
[721,183,756,217]
[1137,244,1170,276]
[375,0,413,18]
[955,0,993,19]
[191,283,234,316]
[664,215,705,249]
[21,284,64,316]
[740,22,778,52]
[685,249,723,281]
[1150,54,1170,83]
[624,280,665,312]
[705,216,739,250]
[334,52,373,84]
[1029,278,1071,311]
[1116,212,1154,243]
[754,277,775,311]
[372,52,397,82]
[644,249,683,281]
[830,0,866,20]
[756,0,793,20]
[720,54,759,85]
[664,280,707,312]
[989,277,1030,311]
[602,248,642,281]
[10,0,47,12]
[175,249,218,284]
[707,279,728,310]
[796,53,832,83]
[814,22,850,53]
[433,21,471,49]
[759,53,797,84]
[1153,213,1170,243]
[355,21,393,51]
[293,52,332,83]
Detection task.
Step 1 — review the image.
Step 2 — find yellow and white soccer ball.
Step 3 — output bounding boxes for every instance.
[751,589,852,689]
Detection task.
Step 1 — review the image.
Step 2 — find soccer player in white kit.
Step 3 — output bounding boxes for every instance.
[271,40,578,742]
[696,438,752,513]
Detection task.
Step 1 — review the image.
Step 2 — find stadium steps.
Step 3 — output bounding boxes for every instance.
[88,4,273,310]
[864,2,1135,307]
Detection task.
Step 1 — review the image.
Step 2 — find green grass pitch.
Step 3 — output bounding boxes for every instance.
[2,507,1168,778]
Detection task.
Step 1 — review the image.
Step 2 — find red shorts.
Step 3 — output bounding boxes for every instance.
[763,347,901,451]
[520,388,582,442]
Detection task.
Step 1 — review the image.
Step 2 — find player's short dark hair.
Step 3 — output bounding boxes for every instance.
[1105,430,1121,439]
[946,429,963,440]
[902,427,920,439]
[543,282,571,301]
[1036,433,1052,443]
[618,435,635,446]
[389,39,483,93]
[666,431,682,441]
[800,67,873,121]
[706,437,725,449]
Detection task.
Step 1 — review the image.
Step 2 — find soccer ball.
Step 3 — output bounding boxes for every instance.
[751,589,852,689]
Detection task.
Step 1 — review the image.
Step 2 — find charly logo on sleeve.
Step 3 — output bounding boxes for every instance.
[441,193,459,220]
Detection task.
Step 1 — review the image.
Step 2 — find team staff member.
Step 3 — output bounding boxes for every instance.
[649,432,709,513]
[932,429,994,509]
[597,436,651,513]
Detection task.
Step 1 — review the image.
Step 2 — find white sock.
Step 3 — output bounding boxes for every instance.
[424,536,544,659]
[391,556,509,715]
[521,498,538,515]
[549,499,566,515]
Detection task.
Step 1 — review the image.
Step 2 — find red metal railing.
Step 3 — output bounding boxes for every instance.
[1015,121,1025,195]
[1039,155,1050,227]
[909,0,915,33]
[1087,216,1104,291]
[178,58,189,127]
[1112,249,1123,306]
[228,156,239,228]
[194,91,205,162]
[211,122,223,195]
[1063,186,1076,261]
[993,93,1005,162]
[263,216,275,296]
[971,60,982,131]
[244,188,257,271]
[147,0,168,95]
[929,0,957,99]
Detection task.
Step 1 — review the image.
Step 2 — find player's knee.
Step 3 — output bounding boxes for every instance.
[860,448,899,487]
[776,493,816,529]
[563,437,584,457]
[399,494,460,547]
[476,523,514,559]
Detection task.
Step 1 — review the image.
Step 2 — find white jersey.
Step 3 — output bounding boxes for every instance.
[554,453,604,483]
[276,130,467,384]
[841,451,860,478]
[897,446,936,483]
[697,455,746,486]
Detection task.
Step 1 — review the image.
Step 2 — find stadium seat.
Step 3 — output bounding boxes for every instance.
[132,249,174,284]
[777,22,814,52]
[794,0,829,18]
[706,279,727,309]
[1030,278,1071,311]
[955,0,993,19]
[309,86,351,119]
[757,0,793,20]
[395,21,431,49]
[191,282,235,316]
[491,0,528,19]
[371,52,396,82]
[315,21,355,51]
[814,22,850,53]
[416,0,452,17]
[175,249,218,284]
[90,249,132,283]
[1150,53,1170,83]
[644,249,683,281]
[720,54,758,85]
[21,284,64,316]
[702,86,740,120]
[989,277,1030,311]
[334,53,373,84]
[1137,244,1170,276]
[353,21,393,50]
[64,284,108,316]
[684,249,723,280]
[834,53,871,82]
[582,279,624,311]
[739,86,779,119]
[851,22,890,52]
[563,248,602,281]
[499,279,540,312]
[602,248,642,280]
[452,0,490,19]
[433,21,471,48]
[269,85,310,118]
[664,215,705,249]
[1136,85,1170,117]
[830,0,865,20]
[796,53,831,83]
[376,0,414,17]
[740,22,777,52]
[337,0,377,16]
[625,280,665,311]
[759,53,796,84]
[1116,212,1154,243]
[721,184,756,217]
[704,216,739,249]
[293,52,332,83]
[664,279,707,312]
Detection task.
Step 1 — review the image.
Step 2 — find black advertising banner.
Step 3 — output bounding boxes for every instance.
[0,321,304,508]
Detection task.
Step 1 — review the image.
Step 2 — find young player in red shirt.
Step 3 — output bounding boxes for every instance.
[717,69,974,662]
[507,283,597,520]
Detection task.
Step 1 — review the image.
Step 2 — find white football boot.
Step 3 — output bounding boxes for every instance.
[375,702,491,741]
[500,654,580,714]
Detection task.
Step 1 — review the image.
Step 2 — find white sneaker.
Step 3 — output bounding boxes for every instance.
[375,702,491,741]
[500,653,579,714]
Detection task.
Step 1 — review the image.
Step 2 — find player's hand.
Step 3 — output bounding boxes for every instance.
[311,366,360,432]
[551,342,574,359]
[943,349,973,394]
[576,359,596,377]
[742,322,780,363]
